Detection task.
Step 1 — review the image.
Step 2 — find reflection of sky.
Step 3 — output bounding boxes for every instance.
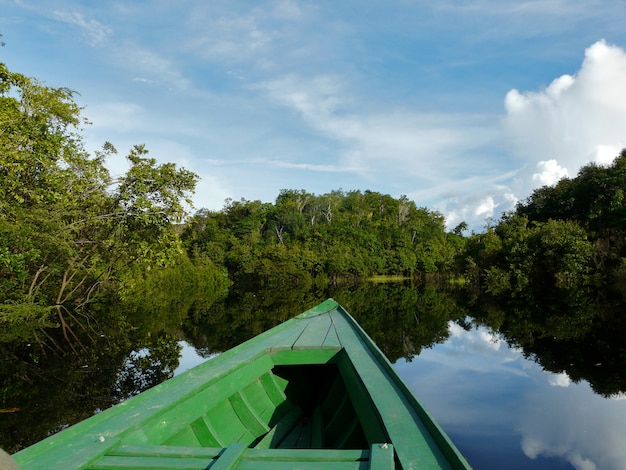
[173,341,211,376]
[393,322,626,470]
[174,328,626,469]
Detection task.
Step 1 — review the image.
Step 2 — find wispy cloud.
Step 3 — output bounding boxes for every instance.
[52,10,112,46]
[258,74,497,182]
[113,44,191,91]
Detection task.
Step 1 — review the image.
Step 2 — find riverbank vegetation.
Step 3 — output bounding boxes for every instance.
[0,63,229,347]
[2,61,626,360]
[3,63,626,453]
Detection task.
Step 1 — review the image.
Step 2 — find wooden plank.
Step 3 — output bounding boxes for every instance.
[267,319,310,351]
[237,448,369,470]
[334,352,388,445]
[322,323,342,349]
[292,315,333,350]
[124,353,275,446]
[239,377,279,425]
[259,371,287,407]
[269,349,339,366]
[211,444,247,470]
[107,444,221,458]
[203,400,255,447]
[330,308,461,469]
[310,406,323,448]
[236,462,366,470]
[254,406,302,449]
[368,443,395,470]
[88,455,216,469]
[229,391,271,437]
[190,416,222,447]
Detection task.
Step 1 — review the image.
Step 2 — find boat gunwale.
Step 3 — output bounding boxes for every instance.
[13,298,471,470]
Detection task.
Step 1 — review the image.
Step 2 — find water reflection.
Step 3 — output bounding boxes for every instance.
[3,280,625,469]
[397,321,626,469]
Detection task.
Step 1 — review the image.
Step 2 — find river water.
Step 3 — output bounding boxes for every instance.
[3,281,625,468]
[172,324,626,469]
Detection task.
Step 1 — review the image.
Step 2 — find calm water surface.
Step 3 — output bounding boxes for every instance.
[3,282,625,469]
[174,321,626,470]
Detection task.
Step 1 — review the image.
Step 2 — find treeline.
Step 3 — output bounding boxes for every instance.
[4,59,626,346]
[0,62,228,345]
[181,190,466,286]
[463,150,626,298]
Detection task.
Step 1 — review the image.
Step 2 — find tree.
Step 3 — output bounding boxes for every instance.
[0,63,198,345]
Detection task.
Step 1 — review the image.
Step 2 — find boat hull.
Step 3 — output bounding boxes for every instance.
[13,299,471,469]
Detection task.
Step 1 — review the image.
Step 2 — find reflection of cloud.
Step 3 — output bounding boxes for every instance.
[448,322,503,352]
[392,322,626,468]
[173,341,210,375]
[519,381,626,470]
[547,372,571,388]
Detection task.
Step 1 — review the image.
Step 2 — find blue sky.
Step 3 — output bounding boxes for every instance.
[2,1,626,230]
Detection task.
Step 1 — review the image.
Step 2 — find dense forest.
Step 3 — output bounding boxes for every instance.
[464,150,626,298]
[0,62,229,346]
[3,60,626,347]
[181,189,466,287]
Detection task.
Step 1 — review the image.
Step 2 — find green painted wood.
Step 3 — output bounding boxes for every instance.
[88,455,215,469]
[253,406,302,449]
[161,426,201,448]
[258,371,287,407]
[203,400,255,447]
[268,348,339,365]
[236,461,367,470]
[240,377,279,425]
[237,448,370,470]
[244,448,369,461]
[229,391,271,438]
[329,306,469,469]
[321,324,342,349]
[211,444,246,470]
[124,353,275,446]
[310,406,323,448]
[107,444,222,458]
[14,298,471,470]
[189,416,222,448]
[334,352,389,445]
[368,444,395,470]
[292,315,335,350]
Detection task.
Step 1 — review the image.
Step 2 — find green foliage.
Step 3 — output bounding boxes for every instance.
[463,150,626,299]
[0,62,200,344]
[183,190,462,284]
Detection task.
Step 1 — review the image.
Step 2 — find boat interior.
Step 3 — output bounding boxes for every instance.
[119,349,387,451]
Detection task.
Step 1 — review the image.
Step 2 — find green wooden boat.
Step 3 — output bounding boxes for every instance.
[13,299,471,469]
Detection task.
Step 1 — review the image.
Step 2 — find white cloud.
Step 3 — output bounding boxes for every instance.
[519,381,626,470]
[52,10,112,46]
[505,39,626,177]
[531,159,568,186]
[115,45,191,91]
[547,372,571,387]
[259,74,496,183]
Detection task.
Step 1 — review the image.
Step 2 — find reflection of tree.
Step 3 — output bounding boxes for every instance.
[0,264,226,453]
[182,283,320,355]
[467,288,626,397]
[182,281,467,364]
